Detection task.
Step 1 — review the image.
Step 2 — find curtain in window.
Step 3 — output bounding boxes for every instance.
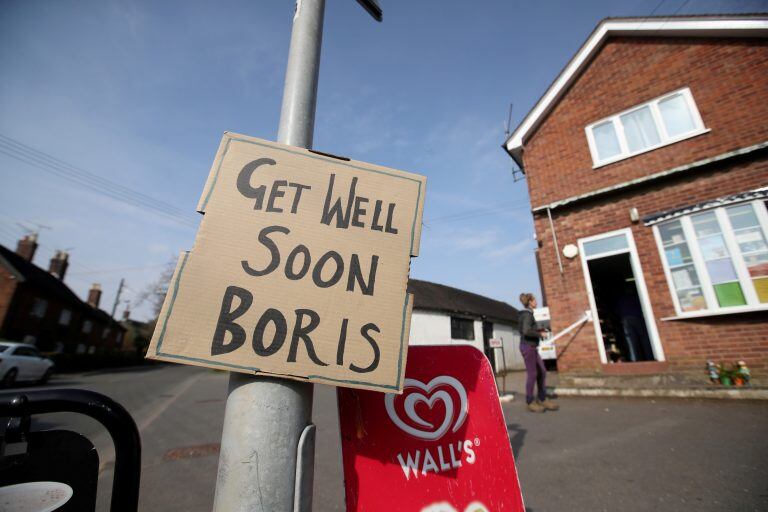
[620,106,660,153]
[593,121,621,161]
[658,93,696,138]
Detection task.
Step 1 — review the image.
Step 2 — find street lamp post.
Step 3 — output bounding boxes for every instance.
[212,2,381,511]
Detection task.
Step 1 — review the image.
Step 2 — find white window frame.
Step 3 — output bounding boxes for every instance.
[578,228,665,364]
[653,199,768,319]
[585,87,709,168]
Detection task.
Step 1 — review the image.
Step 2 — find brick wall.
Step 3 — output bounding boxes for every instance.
[533,155,768,376]
[521,36,768,380]
[524,37,768,208]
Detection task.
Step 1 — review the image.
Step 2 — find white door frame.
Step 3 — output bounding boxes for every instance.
[578,228,665,364]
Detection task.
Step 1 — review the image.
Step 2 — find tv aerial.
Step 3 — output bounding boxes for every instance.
[504,102,526,183]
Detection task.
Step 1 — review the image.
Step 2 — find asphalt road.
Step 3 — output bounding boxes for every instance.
[3,364,767,511]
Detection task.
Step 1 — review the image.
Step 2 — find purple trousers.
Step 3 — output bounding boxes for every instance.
[520,343,547,404]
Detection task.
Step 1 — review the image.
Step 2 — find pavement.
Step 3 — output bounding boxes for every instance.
[2,364,767,511]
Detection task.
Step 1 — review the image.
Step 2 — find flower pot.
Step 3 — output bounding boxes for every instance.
[720,375,732,386]
[733,377,744,387]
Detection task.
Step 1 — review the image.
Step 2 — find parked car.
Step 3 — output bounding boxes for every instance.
[0,341,55,386]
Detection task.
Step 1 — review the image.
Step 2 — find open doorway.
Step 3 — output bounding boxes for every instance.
[579,229,664,364]
[587,254,654,362]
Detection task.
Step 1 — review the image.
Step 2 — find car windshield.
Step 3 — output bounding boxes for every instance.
[0,345,8,353]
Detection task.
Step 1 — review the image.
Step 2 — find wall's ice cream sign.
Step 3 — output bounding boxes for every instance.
[338,345,526,511]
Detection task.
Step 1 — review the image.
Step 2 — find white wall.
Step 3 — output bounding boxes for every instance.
[491,323,525,371]
[408,311,484,352]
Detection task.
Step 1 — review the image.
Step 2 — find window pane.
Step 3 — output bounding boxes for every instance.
[734,227,768,253]
[592,121,622,161]
[664,243,692,266]
[658,220,707,311]
[754,277,768,303]
[620,106,660,152]
[677,287,707,312]
[713,282,747,307]
[659,221,686,245]
[725,203,768,302]
[726,204,759,230]
[583,234,628,257]
[692,212,720,237]
[450,317,474,340]
[705,259,738,283]
[671,265,700,289]
[658,93,697,137]
[743,252,768,278]
[698,235,730,260]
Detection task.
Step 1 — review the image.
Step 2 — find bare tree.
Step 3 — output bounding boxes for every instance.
[135,256,177,320]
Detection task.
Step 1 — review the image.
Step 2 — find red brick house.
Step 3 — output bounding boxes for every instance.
[504,15,768,385]
[0,235,125,354]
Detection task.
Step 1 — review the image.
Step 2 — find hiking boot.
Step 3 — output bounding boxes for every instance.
[539,398,559,411]
[527,401,545,413]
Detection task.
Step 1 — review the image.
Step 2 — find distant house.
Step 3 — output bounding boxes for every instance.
[120,309,152,356]
[0,235,125,353]
[407,279,524,371]
[503,15,768,384]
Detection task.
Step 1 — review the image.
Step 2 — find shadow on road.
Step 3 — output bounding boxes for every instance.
[507,423,526,459]
[79,363,167,376]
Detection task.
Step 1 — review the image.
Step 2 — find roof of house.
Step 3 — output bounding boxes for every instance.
[0,244,124,329]
[503,14,768,169]
[0,243,83,305]
[407,279,520,324]
[643,185,768,226]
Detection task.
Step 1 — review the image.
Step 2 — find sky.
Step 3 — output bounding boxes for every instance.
[1,0,764,321]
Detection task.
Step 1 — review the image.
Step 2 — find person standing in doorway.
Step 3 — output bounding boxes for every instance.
[519,293,559,413]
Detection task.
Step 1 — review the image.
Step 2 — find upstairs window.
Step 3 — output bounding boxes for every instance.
[59,309,72,326]
[30,298,47,319]
[586,88,706,167]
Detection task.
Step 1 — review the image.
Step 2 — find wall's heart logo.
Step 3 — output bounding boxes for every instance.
[385,376,468,440]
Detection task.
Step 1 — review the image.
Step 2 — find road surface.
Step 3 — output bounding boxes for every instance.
[3,364,766,511]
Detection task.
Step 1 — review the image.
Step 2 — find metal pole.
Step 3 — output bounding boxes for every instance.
[213,1,325,511]
[110,278,124,319]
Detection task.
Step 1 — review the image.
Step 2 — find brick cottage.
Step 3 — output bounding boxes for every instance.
[504,15,768,385]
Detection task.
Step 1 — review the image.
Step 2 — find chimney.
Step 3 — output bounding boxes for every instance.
[122,308,130,320]
[87,283,102,308]
[48,251,69,280]
[16,234,39,262]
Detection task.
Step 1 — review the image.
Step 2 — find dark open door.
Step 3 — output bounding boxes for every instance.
[482,320,496,368]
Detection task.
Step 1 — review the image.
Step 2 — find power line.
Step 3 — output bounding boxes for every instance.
[68,262,169,276]
[0,134,198,229]
[0,221,102,274]
[425,202,529,225]
[0,134,190,217]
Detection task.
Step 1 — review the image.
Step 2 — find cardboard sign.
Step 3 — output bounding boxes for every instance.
[146,133,426,393]
[488,338,503,349]
[338,345,525,511]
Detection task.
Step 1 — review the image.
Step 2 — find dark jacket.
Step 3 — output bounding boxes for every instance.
[519,309,541,346]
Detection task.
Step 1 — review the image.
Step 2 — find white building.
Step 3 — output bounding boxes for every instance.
[407,279,525,371]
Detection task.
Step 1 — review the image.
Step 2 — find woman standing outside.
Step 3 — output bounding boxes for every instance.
[519,293,559,413]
